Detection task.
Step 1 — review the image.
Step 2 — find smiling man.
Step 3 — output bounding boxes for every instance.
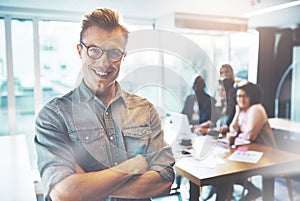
[35,8,175,201]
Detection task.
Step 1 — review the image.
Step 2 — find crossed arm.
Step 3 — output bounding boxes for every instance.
[50,155,172,201]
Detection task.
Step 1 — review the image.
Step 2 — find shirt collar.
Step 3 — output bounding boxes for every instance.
[76,80,126,106]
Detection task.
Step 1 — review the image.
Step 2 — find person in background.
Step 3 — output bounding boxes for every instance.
[228,82,276,201]
[202,82,275,201]
[230,82,276,147]
[219,63,239,132]
[219,63,235,81]
[193,78,234,135]
[182,75,216,126]
[34,8,175,201]
[193,78,234,201]
[213,78,235,133]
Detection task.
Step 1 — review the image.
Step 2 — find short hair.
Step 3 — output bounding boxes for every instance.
[79,8,128,42]
[192,75,206,91]
[237,82,263,106]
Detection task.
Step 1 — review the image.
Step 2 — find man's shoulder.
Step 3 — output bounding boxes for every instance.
[43,89,75,109]
[122,91,153,108]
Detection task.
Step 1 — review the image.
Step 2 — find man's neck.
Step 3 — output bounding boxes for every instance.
[96,83,116,106]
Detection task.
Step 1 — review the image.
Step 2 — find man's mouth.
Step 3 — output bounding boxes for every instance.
[95,70,108,76]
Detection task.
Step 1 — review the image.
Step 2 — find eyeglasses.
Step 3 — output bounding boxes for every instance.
[236,94,249,99]
[80,41,124,62]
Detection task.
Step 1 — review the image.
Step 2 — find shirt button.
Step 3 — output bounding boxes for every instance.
[114,162,118,165]
[85,136,89,140]
[110,136,114,140]
[105,111,109,116]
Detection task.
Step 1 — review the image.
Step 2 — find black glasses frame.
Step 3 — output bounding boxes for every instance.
[80,41,124,62]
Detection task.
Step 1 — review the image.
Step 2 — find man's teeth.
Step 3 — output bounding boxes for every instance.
[95,71,108,76]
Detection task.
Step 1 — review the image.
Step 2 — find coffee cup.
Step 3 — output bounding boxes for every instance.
[226,132,237,146]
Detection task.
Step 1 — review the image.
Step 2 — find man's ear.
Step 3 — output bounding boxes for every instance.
[77,44,82,59]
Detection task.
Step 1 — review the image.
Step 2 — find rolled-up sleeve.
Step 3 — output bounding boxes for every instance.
[35,103,76,200]
[147,105,175,182]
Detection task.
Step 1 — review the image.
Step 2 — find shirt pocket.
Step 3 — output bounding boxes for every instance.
[69,128,104,143]
[122,126,152,156]
[69,129,110,167]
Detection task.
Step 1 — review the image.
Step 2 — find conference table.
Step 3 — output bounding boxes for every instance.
[0,135,37,201]
[174,137,300,201]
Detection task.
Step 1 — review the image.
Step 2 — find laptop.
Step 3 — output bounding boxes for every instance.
[169,112,193,146]
[169,112,219,159]
[169,112,193,135]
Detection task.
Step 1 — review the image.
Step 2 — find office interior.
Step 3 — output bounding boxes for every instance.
[1,0,300,200]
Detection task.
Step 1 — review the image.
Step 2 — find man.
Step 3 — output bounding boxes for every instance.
[35,8,175,201]
[182,75,216,126]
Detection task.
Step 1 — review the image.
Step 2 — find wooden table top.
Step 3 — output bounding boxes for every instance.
[175,140,300,186]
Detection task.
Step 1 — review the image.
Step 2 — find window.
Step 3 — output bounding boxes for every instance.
[11,19,36,168]
[120,30,258,115]
[4,18,81,170]
[0,18,8,136]
[119,30,217,114]
[183,31,259,81]
[230,32,259,80]
[39,20,81,103]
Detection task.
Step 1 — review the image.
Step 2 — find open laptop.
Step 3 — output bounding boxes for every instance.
[169,112,219,159]
[169,112,194,146]
[169,112,193,135]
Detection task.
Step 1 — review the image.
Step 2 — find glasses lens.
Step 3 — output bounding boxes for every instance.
[237,94,248,98]
[107,49,123,62]
[88,47,103,59]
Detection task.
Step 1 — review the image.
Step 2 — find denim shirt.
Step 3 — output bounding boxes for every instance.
[34,81,175,201]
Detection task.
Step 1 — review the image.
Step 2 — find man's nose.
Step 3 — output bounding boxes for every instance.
[95,53,112,69]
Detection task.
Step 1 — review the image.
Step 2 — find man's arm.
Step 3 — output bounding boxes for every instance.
[111,171,172,199]
[50,155,148,201]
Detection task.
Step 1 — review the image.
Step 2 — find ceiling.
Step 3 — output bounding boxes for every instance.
[1,0,300,29]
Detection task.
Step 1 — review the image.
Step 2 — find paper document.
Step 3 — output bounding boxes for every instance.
[228,150,263,163]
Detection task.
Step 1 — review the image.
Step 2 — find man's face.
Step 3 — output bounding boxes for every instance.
[193,77,205,93]
[77,25,127,93]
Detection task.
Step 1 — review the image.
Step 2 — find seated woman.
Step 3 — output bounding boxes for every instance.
[202,82,277,201]
[230,82,276,147]
[228,82,276,201]
[193,78,235,135]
